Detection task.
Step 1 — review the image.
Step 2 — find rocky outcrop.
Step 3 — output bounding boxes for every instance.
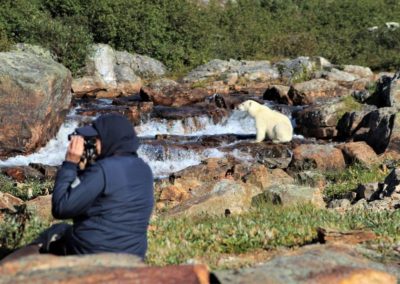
[72,44,166,97]
[288,79,351,105]
[214,244,399,284]
[0,47,72,159]
[290,144,346,171]
[337,107,396,154]
[182,59,279,84]
[336,141,379,166]
[367,72,400,109]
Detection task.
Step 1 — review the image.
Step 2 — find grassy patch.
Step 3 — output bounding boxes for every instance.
[336,95,364,120]
[147,204,400,269]
[324,163,387,201]
[0,174,54,201]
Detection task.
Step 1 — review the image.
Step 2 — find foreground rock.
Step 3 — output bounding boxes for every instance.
[214,244,399,284]
[0,253,209,284]
[0,46,72,159]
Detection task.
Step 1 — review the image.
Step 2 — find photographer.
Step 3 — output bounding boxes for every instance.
[50,113,154,259]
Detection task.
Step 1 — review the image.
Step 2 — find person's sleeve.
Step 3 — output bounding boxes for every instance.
[52,161,105,219]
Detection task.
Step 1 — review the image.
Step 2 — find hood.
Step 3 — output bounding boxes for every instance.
[92,113,139,159]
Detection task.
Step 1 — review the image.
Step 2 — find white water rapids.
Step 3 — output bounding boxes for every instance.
[0,108,261,178]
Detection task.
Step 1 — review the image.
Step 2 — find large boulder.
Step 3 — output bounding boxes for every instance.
[72,44,166,97]
[367,71,400,110]
[337,107,397,154]
[214,244,399,284]
[0,47,72,159]
[288,79,351,105]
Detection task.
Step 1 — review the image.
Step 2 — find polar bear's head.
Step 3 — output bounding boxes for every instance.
[238,100,257,112]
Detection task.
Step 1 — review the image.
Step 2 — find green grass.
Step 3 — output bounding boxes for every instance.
[0,174,54,201]
[324,163,387,201]
[147,204,400,269]
[335,95,364,121]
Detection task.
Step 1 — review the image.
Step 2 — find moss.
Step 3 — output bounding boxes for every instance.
[335,95,364,122]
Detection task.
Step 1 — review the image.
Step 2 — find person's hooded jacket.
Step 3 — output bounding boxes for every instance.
[52,113,154,259]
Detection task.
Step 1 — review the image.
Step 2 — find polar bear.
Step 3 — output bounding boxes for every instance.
[238,100,293,143]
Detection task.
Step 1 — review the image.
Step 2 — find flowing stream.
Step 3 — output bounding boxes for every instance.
[0,100,299,178]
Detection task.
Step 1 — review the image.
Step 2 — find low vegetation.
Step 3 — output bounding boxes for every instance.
[1,0,400,75]
[147,204,400,269]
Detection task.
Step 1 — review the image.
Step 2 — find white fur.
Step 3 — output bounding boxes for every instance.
[238,100,293,143]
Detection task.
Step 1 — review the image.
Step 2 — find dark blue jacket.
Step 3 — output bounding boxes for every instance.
[52,114,154,259]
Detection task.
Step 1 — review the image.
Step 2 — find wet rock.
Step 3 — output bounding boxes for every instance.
[221,141,293,169]
[0,192,23,212]
[336,141,379,166]
[214,244,399,284]
[1,166,44,182]
[0,253,209,284]
[0,47,72,159]
[252,184,325,208]
[288,79,350,105]
[28,164,59,180]
[140,85,211,107]
[290,144,346,171]
[262,85,291,105]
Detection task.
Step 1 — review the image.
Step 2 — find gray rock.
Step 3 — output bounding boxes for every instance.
[252,184,325,208]
[115,51,166,78]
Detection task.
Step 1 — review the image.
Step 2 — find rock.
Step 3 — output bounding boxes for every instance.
[25,195,52,223]
[262,85,291,104]
[221,141,293,169]
[383,112,400,160]
[354,183,382,202]
[182,59,279,84]
[115,51,166,79]
[167,179,257,217]
[0,253,209,284]
[274,56,316,83]
[1,167,44,183]
[140,85,211,107]
[294,97,361,139]
[252,184,325,208]
[328,199,351,211]
[336,141,379,166]
[0,192,23,212]
[368,72,400,109]
[317,228,377,244]
[73,44,167,97]
[382,168,400,197]
[0,47,72,159]
[342,65,374,79]
[214,244,399,284]
[148,78,179,92]
[352,89,373,103]
[290,144,346,171]
[288,79,350,105]
[337,107,397,154]
[318,68,360,85]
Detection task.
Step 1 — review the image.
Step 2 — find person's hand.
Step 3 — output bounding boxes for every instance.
[65,136,84,164]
